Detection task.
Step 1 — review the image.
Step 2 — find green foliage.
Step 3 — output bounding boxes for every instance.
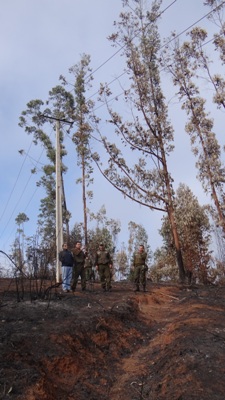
[19,84,75,247]
[95,0,186,281]
[114,245,129,280]
[61,54,96,246]
[128,221,152,266]
[150,263,179,283]
[15,213,29,226]
[157,184,212,283]
[70,222,84,246]
[69,206,120,263]
[162,21,225,231]
[97,1,176,212]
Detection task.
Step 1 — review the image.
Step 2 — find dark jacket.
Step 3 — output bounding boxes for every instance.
[72,249,86,268]
[59,249,74,266]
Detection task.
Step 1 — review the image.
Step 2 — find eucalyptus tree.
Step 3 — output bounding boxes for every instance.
[114,243,129,280]
[60,54,96,249]
[19,86,74,249]
[94,0,186,281]
[160,184,212,284]
[15,212,29,236]
[88,205,121,256]
[69,222,84,249]
[13,212,29,270]
[151,247,178,282]
[128,221,151,266]
[214,224,225,262]
[70,205,120,261]
[161,18,225,232]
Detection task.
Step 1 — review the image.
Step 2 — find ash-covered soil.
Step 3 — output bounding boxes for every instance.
[1,279,225,399]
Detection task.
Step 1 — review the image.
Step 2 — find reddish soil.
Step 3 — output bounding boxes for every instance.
[1,279,225,399]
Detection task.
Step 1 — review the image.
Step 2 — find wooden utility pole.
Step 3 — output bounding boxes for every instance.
[41,114,73,283]
[55,120,63,283]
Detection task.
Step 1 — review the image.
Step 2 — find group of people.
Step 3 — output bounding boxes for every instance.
[59,241,113,293]
[59,241,148,293]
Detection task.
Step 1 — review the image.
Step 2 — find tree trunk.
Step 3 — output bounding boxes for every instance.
[168,206,186,283]
[82,152,88,248]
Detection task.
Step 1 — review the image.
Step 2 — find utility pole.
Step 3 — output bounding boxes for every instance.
[41,114,73,284]
[55,119,63,283]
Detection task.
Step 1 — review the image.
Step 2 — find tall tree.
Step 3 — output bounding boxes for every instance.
[128,221,151,266]
[114,243,129,280]
[151,247,178,282]
[13,212,29,271]
[88,205,121,256]
[60,54,95,249]
[162,23,225,232]
[94,0,186,281]
[160,184,212,284]
[19,87,74,250]
[69,205,120,264]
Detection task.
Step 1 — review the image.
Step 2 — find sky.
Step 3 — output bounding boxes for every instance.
[0,0,225,269]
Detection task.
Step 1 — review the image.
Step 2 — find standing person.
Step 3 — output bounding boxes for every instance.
[132,244,147,292]
[84,252,93,281]
[71,241,86,292]
[59,243,74,292]
[95,243,113,292]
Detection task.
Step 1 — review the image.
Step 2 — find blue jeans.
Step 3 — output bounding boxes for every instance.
[62,266,73,291]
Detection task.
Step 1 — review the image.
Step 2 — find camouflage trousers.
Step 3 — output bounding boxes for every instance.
[134,265,146,289]
[85,267,93,281]
[98,264,111,290]
[71,265,86,291]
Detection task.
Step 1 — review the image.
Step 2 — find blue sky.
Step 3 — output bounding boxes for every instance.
[0,0,224,267]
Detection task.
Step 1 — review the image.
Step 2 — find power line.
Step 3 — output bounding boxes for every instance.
[160,0,225,50]
[85,0,179,83]
[64,0,179,94]
[85,0,225,106]
[3,186,39,248]
[0,140,33,224]
[0,173,35,240]
[2,0,224,249]
[0,127,54,244]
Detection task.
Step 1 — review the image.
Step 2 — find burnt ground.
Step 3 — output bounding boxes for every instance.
[1,279,225,400]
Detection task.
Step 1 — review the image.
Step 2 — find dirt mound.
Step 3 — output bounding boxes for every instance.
[1,280,225,399]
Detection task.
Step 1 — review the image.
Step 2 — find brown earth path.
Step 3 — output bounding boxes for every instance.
[1,280,225,399]
[109,284,225,399]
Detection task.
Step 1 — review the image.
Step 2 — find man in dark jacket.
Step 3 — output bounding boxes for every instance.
[71,241,86,292]
[59,243,74,292]
[95,243,113,291]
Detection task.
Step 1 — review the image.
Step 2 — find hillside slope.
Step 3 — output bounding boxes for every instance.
[1,281,225,399]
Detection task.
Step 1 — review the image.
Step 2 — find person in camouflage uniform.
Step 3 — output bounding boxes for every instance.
[84,252,93,282]
[95,243,113,291]
[132,244,148,292]
[71,241,86,292]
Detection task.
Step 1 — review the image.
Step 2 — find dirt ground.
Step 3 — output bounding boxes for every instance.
[1,279,225,400]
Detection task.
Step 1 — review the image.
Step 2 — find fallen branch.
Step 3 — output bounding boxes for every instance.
[158,292,179,301]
